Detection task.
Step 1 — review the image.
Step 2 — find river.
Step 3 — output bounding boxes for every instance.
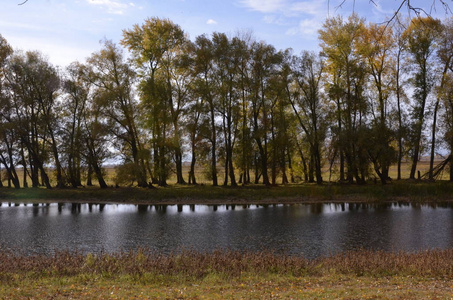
[0,202,452,258]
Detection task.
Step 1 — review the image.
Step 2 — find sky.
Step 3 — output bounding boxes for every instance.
[0,0,450,68]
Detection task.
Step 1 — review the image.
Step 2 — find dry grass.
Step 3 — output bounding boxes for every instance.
[1,249,453,299]
[1,248,453,279]
[2,159,447,188]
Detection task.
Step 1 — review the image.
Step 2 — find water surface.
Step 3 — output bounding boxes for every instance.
[0,202,451,258]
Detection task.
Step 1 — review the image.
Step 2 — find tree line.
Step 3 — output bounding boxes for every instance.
[0,14,453,189]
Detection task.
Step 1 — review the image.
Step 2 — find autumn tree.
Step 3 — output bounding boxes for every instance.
[436,18,453,181]
[191,34,219,186]
[122,17,187,186]
[319,14,369,184]
[288,51,327,184]
[62,62,110,188]
[358,23,397,184]
[0,35,13,188]
[249,41,282,185]
[87,40,149,187]
[211,33,241,186]
[4,51,62,189]
[403,17,443,179]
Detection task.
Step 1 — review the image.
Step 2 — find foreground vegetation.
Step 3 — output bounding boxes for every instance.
[0,249,452,299]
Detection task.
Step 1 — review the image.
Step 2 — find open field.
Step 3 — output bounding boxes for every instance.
[1,159,449,189]
[0,249,452,299]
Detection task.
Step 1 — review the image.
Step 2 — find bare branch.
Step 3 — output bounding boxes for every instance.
[18,0,29,5]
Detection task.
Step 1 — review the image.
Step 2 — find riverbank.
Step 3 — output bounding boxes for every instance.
[0,181,453,205]
[1,249,452,299]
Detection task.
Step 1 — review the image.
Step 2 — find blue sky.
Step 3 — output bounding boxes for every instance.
[0,0,448,67]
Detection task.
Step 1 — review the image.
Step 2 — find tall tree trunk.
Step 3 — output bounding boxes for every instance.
[49,130,65,188]
[287,150,295,183]
[396,55,403,180]
[256,139,270,186]
[29,157,39,188]
[188,154,197,185]
[174,149,185,184]
[39,165,52,189]
[313,145,323,185]
[228,151,237,186]
[296,140,308,182]
[429,99,439,180]
[209,105,218,186]
[93,162,108,189]
[20,146,28,188]
[0,154,20,189]
[86,164,93,186]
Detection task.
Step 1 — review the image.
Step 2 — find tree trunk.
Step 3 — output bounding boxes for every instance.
[49,128,65,188]
[228,152,237,186]
[256,139,270,186]
[210,106,218,186]
[429,100,439,180]
[93,162,108,189]
[174,148,185,184]
[86,164,93,186]
[188,155,197,185]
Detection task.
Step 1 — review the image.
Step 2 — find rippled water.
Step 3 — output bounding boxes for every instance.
[0,202,452,258]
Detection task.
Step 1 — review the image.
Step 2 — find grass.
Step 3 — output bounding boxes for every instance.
[1,249,452,299]
[0,180,453,205]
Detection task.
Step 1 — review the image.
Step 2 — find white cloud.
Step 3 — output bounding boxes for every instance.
[239,0,328,41]
[240,0,287,13]
[287,18,322,37]
[240,0,326,17]
[86,0,133,15]
[207,19,218,25]
[263,15,290,26]
[290,1,325,16]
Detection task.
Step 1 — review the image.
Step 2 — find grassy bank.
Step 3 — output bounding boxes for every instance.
[0,181,453,205]
[1,249,452,299]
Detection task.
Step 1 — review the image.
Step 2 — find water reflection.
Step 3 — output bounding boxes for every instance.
[0,202,452,258]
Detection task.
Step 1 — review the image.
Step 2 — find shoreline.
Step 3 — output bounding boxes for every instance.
[1,195,453,206]
[1,181,453,205]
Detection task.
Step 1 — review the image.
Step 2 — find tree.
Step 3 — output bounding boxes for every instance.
[211,33,241,186]
[122,17,187,186]
[437,18,453,181]
[319,14,368,184]
[87,40,149,187]
[288,51,327,185]
[249,41,282,185]
[0,35,13,188]
[390,16,410,180]
[358,22,397,184]
[62,62,109,188]
[4,51,61,189]
[402,17,443,179]
[191,34,219,186]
